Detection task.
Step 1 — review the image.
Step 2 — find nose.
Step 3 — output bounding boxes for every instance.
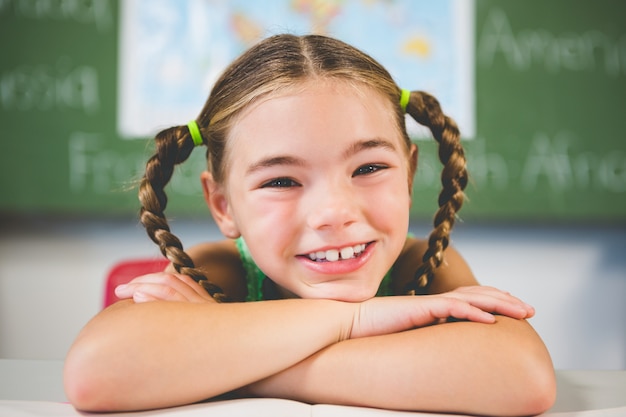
[306,181,359,231]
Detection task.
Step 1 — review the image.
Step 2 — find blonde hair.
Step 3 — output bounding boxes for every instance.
[138,34,467,301]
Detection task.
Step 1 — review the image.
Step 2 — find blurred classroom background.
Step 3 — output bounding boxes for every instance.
[1,0,624,369]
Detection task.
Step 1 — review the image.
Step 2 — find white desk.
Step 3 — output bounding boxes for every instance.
[1,359,625,416]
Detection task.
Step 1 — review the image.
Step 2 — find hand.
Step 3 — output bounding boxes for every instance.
[350,286,534,339]
[114,272,217,304]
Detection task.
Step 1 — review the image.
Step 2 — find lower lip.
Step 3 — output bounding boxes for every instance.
[297,242,375,276]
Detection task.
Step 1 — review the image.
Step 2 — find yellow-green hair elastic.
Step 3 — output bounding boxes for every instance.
[400,89,411,113]
[187,120,203,146]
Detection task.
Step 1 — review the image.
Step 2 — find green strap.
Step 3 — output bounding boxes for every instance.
[235,237,265,301]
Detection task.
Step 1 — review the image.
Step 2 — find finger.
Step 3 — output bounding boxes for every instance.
[114,283,136,299]
[129,284,190,303]
[428,298,496,324]
[477,288,535,318]
[141,273,216,301]
[149,273,205,299]
[170,274,216,301]
[117,273,210,302]
[133,291,160,303]
[476,286,535,313]
[448,287,534,319]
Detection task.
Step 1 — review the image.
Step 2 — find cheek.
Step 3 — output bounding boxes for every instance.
[243,195,298,229]
[364,180,412,220]
[234,195,299,253]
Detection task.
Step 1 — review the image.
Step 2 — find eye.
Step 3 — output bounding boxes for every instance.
[260,177,301,188]
[353,164,388,177]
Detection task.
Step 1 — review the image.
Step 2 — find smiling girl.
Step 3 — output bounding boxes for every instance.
[64,34,556,416]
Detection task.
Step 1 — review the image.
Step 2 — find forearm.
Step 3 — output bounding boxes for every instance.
[245,316,556,416]
[64,299,354,411]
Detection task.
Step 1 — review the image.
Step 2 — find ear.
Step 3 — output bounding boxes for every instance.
[407,143,418,194]
[200,171,241,239]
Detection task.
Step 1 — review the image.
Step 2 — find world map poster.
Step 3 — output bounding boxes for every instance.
[118,0,474,139]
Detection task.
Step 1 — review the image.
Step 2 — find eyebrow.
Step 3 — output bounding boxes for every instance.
[245,138,398,175]
[342,138,398,159]
[245,155,306,175]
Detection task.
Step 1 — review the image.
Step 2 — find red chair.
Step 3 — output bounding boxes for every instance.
[103,258,169,308]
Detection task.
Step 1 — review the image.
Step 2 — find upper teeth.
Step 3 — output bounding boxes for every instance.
[308,244,366,262]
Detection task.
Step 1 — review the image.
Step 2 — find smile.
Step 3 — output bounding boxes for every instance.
[306,243,367,262]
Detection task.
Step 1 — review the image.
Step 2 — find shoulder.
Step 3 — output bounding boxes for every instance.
[186,239,249,302]
[392,236,479,295]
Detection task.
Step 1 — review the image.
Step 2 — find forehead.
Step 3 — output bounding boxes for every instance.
[227,80,401,150]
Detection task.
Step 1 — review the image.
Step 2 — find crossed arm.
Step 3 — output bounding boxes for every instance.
[63,242,556,415]
[241,316,554,416]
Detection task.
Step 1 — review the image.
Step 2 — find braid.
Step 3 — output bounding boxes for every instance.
[404,91,468,295]
[138,125,228,302]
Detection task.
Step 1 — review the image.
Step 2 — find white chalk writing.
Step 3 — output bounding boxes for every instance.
[0,0,113,31]
[68,133,139,194]
[411,132,625,195]
[520,132,625,193]
[478,7,626,76]
[0,57,99,113]
[68,133,207,196]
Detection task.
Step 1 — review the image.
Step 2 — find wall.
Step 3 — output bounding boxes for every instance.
[0,217,624,370]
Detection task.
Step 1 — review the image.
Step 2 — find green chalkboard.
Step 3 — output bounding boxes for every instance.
[466,0,626,221]
[1,0,625,221]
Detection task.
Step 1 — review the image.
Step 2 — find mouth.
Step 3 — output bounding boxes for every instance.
[303,243,370,263]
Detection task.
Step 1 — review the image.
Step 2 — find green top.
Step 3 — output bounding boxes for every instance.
[236,237,393,301]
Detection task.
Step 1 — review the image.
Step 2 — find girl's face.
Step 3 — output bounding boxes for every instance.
[205,81,417,302]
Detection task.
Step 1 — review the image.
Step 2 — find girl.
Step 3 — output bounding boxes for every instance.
[64,34,556,416]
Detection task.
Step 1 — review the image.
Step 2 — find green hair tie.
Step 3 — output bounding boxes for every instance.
[187,120,203,146]
[400,89,411,113]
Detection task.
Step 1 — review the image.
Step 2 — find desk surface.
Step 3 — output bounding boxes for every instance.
[1,359,625,416]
